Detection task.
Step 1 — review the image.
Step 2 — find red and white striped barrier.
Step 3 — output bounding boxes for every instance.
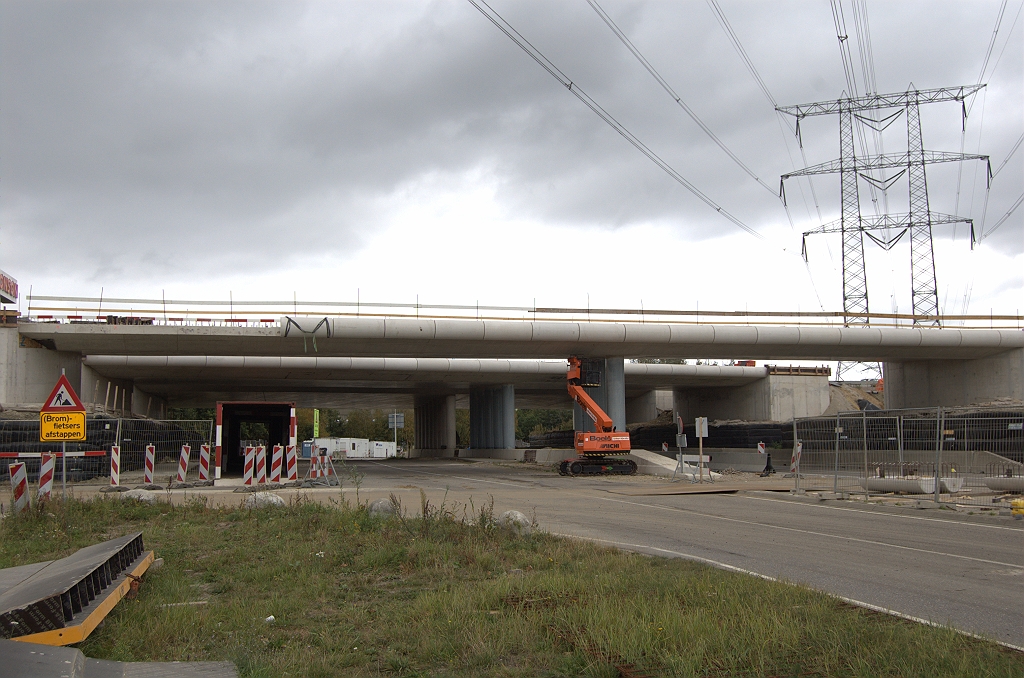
[790,441,803,474]
[144,444,156,484]
[199,444,211,481]
[215,403,223,480]
[243,446,255,485]
[10,462,29,513]
[110,445,121,486]
[309,453,334,479]
[256,446,268,483]
[37,454,55,501]
[0,451,104,459]
[176,444,191,483]
[285,445,297,481]
[269,445,283,483]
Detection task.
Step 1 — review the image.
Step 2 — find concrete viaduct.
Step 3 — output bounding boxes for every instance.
[3,316,1022,453]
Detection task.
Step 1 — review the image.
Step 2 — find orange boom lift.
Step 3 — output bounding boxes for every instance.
[558,356,637,476]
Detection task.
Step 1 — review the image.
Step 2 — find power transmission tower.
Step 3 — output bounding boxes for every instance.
[777,86,990,337]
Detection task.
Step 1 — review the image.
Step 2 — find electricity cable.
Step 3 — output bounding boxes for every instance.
[705,0,825,226]
[982,192,1023,239]
[992,133,1023,178]
[586,0,780,198]
[703,0,829,306]
[830,0,885,220]
[465,0,765,240]
[985,0,1023,83]
[957,1,1008,227]
[968,0,1008,116]
[849,0,890,215]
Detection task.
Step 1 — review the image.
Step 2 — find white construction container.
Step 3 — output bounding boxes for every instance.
[313,437,370,459]
[371,441,397,458]
[345,438,371,459]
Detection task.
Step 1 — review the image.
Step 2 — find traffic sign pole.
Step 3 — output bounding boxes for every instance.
[39,369,87,501]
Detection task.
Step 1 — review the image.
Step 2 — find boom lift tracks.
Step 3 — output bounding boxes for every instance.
[559,356,637,476]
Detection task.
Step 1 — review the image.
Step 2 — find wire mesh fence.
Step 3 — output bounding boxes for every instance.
[2,418,213,489]
[793,407,1024,508]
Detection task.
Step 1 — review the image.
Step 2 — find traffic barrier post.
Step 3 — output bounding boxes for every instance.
[198,444,211,482]
[109,445,121,486]
[255,445,267,484]
[243,446,255,486]
[270,445,283,483]
[9,462,29,513]
[176,444,191,483]
[285,445,297,481]
[37,453,55,501]
[144,444,156,484]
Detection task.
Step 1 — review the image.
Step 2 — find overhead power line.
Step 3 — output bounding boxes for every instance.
[982,192,1023,239]
[464,0,763,240]
[986,0,1024,83]
[992,133,1023,178]
[705,0,777,108]
[970,0,1009,115]
[705,0,826,224]
[585,0,779,198]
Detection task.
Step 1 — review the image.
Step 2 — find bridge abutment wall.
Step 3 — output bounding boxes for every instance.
[673,374,830,424]
[1,326,82,410]
[883,348,1024,409]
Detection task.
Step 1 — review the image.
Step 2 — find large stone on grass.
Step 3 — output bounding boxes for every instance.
[244,492,286,509]
[122,489,157,504]
[368,498,396,517]
[498,510,532,535]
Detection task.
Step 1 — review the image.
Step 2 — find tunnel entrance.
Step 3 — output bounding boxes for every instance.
[217,402,294,476]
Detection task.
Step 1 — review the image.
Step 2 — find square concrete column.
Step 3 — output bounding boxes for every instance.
[470,384,515,449]
[413,394,456,452]
[572,357,626,432]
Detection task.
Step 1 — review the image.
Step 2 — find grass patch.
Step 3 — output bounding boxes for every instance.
[1,495,1020,677]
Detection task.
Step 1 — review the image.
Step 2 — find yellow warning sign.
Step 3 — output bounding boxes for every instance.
[40,412,86,441]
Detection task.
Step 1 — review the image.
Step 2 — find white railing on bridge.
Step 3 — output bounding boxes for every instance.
[15,294,1024,330]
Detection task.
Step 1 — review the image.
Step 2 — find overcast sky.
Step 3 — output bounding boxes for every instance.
[2,0,1021,320]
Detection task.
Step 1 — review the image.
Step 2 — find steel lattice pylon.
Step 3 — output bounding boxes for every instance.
[906,98,940,323]
[778,85,990,329]
[839,106,869,325]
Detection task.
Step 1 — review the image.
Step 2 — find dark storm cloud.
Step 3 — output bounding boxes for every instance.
[1,0,1020,283]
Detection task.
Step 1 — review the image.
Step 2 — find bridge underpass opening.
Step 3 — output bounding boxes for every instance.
[216,402,295,477]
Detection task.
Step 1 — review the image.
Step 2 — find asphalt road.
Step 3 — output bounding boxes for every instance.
[22,457,1022,648]
[338,458,1024,649]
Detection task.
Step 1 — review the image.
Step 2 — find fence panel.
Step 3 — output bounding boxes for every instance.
[116,420,214,485]
[1,418,213,491]
[794,407,1024,508]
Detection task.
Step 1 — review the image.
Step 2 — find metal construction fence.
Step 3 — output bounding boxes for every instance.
[1,418,213,488]
[792,406,1024,507]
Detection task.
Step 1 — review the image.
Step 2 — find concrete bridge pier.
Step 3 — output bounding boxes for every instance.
[413,394,456,456]
[572,357,626,433]
[469,384,515,449]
